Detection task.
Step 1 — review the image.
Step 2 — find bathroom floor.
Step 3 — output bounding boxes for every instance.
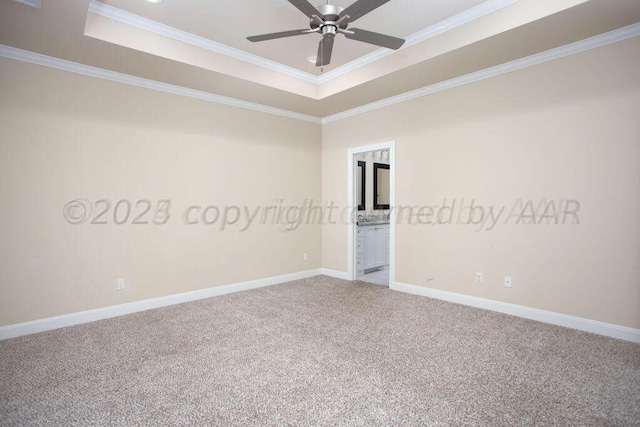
[357,267,389,286]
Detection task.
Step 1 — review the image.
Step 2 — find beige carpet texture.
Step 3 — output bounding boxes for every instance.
[1,276,639,426]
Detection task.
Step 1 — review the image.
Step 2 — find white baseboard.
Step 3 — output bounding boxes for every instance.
[320,268,350,280]
[0,268,322,340]
[4,272,637,344]
[391,281,640,344]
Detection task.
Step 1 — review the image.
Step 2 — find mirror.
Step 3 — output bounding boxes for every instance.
[373,163,390,210]
[357,161,366,211]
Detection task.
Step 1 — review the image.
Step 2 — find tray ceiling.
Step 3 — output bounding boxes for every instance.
[1,0,639,119]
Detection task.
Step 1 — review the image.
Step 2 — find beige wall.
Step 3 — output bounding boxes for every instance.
[323,38,640,329]
[0,58,322,326]
[1,38,639,331]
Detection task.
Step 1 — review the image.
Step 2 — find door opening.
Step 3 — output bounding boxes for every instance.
[347,142,395,287]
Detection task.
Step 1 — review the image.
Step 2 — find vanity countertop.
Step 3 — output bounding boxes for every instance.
[357,221,390,227]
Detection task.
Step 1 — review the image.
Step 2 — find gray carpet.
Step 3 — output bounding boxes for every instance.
[1,276,639,426]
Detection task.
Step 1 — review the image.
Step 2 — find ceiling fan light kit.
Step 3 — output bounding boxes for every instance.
[247,0,405,67]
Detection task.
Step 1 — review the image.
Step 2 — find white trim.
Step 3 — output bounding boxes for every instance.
[4,271,637,343]
[347,142,396,285]
[87,0,318,84]
[0,45,322,124]
[317,0,521,84]
[320,268,350,280]
[1,23,638,125]
[404,0,520,48]
[0,269,322,340]
[389,142,396,290]
[10,0,41,9]
[391,281,640,343]
[322,22,640,124]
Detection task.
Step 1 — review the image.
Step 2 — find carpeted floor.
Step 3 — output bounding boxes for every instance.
[1,276,639,426]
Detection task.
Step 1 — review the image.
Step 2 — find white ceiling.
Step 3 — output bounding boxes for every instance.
[1,0,640,118]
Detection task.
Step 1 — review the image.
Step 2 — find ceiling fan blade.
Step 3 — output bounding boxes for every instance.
[316,37,334,66]
[339,0,391,24]
[247,29,310,42]
[345,28,405,50]
[287,0,319,19]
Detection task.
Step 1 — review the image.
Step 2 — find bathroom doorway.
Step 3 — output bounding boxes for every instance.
[347,142,395,287]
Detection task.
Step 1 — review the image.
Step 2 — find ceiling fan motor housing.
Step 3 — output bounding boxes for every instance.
[310,4,347,38]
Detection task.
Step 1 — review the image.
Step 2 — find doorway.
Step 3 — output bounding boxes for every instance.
[347,142,395,287]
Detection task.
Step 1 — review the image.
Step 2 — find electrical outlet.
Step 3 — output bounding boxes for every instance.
[116,278,125,290]
[475,272,483,283]
[303,253,309,261]
[504,276,512,288]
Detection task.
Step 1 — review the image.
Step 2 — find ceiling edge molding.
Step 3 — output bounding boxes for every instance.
[0,44,323,124]
[1,23,637,126]
[10,0,41,9]
[316,0,522,84]
[405,0,522,48]
[321,22,640,124]
[87,0,319,84]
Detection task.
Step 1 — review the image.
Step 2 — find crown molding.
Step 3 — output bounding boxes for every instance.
[10,0,41,9]
[0,44,323,124]
[316,0,522,84]
[2,23,638,125]
[405,0,521,48]
[322,22,640,124]
[87,0,319,84]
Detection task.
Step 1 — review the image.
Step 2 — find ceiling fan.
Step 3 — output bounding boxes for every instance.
[247,0,405,67]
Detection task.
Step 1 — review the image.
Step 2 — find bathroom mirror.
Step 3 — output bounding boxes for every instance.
[373,163,390,210]
[357,161,366,211]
